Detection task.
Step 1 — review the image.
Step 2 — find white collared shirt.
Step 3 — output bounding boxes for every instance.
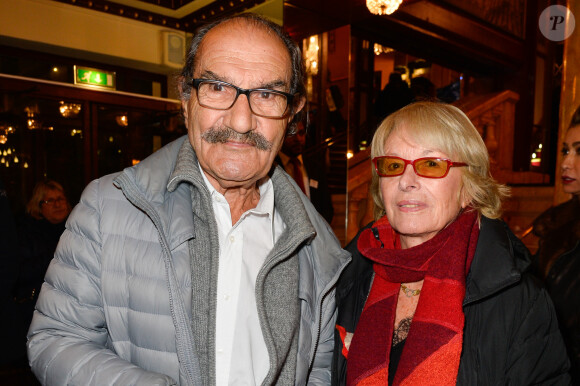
[200,166,285,385]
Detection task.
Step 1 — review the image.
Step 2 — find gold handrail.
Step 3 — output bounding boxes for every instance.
[518,225,534,239]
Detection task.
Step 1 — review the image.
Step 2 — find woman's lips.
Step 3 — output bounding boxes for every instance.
[397,200,426,212]
[562,176,576,184]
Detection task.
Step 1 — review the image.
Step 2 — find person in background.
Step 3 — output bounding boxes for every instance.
[4,180,71,378]
[277,120,334,223]
[332,101,570,385]
[16,180,70,304]
[16,180,70,298]
[410,76,436,102]
[374,72,413,122]
[28,13,350,386]
[532,105,580,383]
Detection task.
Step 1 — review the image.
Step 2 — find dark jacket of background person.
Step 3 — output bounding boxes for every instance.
[332,217,571,385]
[533,196,580,382]
[374,73,413,122]
[276,153,334,224]
[7,180,69,367]
[302,154,334,223]
[14,215,65,302]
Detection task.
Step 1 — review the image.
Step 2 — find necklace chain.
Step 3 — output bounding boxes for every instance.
[400,284,421,297]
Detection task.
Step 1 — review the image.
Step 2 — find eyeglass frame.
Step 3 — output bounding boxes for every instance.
[372,156,468,179]
[189,78,296,119]
[40,197,67,207]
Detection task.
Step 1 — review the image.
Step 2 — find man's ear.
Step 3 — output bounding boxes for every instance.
[177,77,189,122]
[294,95,306,117]
[287,95,306,128]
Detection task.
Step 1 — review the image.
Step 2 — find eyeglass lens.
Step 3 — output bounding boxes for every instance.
[197,81,288,118]
[376,157,451,178]
[42,197,66,206]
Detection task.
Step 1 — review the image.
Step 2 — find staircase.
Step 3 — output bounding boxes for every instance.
[330,194,347,246]
[503,186,554,254]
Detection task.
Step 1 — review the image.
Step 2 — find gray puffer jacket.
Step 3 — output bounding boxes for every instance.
[27,136,350,385]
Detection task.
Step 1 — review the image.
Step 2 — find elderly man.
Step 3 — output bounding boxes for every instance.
[27,13,350,386]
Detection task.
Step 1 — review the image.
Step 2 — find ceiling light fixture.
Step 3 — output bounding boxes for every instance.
[366,0,403,15]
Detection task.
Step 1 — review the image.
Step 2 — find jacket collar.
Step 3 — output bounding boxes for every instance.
[114,136,195,251]
[463,216,528,305]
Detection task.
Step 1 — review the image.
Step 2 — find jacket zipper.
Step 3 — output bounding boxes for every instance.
[307,255,351,373]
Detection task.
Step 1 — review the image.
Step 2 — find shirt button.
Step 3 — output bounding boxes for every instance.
[224,294,230,301]
[229,235,235,243]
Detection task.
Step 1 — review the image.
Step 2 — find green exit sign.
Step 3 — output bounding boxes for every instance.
[74,65,116,90]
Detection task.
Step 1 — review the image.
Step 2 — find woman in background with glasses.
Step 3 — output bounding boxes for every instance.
[17,180,70,301]
[331,102,570,385]
[9,180,71,367]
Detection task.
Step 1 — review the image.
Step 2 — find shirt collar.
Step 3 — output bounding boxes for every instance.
[198,163,275,220]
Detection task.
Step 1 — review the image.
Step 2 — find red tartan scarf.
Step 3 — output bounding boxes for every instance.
[346,209,479,385]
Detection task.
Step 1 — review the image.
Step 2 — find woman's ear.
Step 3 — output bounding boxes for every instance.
[460,185,472,209]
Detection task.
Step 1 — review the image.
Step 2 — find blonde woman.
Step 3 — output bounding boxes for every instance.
[332,102,570,385]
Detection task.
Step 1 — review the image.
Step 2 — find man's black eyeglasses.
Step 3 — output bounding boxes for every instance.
[189,79,295,119]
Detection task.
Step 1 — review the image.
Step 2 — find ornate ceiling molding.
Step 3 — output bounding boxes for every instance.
[50,0,267,32]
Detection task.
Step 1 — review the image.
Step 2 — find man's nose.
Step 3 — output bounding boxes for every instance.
[225,94,255,133]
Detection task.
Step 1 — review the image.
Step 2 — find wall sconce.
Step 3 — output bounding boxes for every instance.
[70,129,83,137]
[59,101,82,118]
[304,35,320,76]
[366,0,403,15]
[25,105,42,130]
[530,143,542,168]
[116,114,129,127]
[373,43,394,55]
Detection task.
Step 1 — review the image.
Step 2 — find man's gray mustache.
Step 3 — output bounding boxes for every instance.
[201,126,272,151]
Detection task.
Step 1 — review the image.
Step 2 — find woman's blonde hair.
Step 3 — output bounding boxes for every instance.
[369,101,510,220]
[26,180,69,219]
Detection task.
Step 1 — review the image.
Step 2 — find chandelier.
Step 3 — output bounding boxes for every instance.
[0,124,14,145]
[59,101,82,118]
[366,0,403,15]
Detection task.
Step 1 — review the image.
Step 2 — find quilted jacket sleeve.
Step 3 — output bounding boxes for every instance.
[26,179,176,386]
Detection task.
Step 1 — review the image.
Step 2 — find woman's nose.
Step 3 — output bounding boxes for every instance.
[398,164,420,191]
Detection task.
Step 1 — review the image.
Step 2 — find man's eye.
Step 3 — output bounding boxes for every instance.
[257,91,274,99]
[210,83,225,92]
